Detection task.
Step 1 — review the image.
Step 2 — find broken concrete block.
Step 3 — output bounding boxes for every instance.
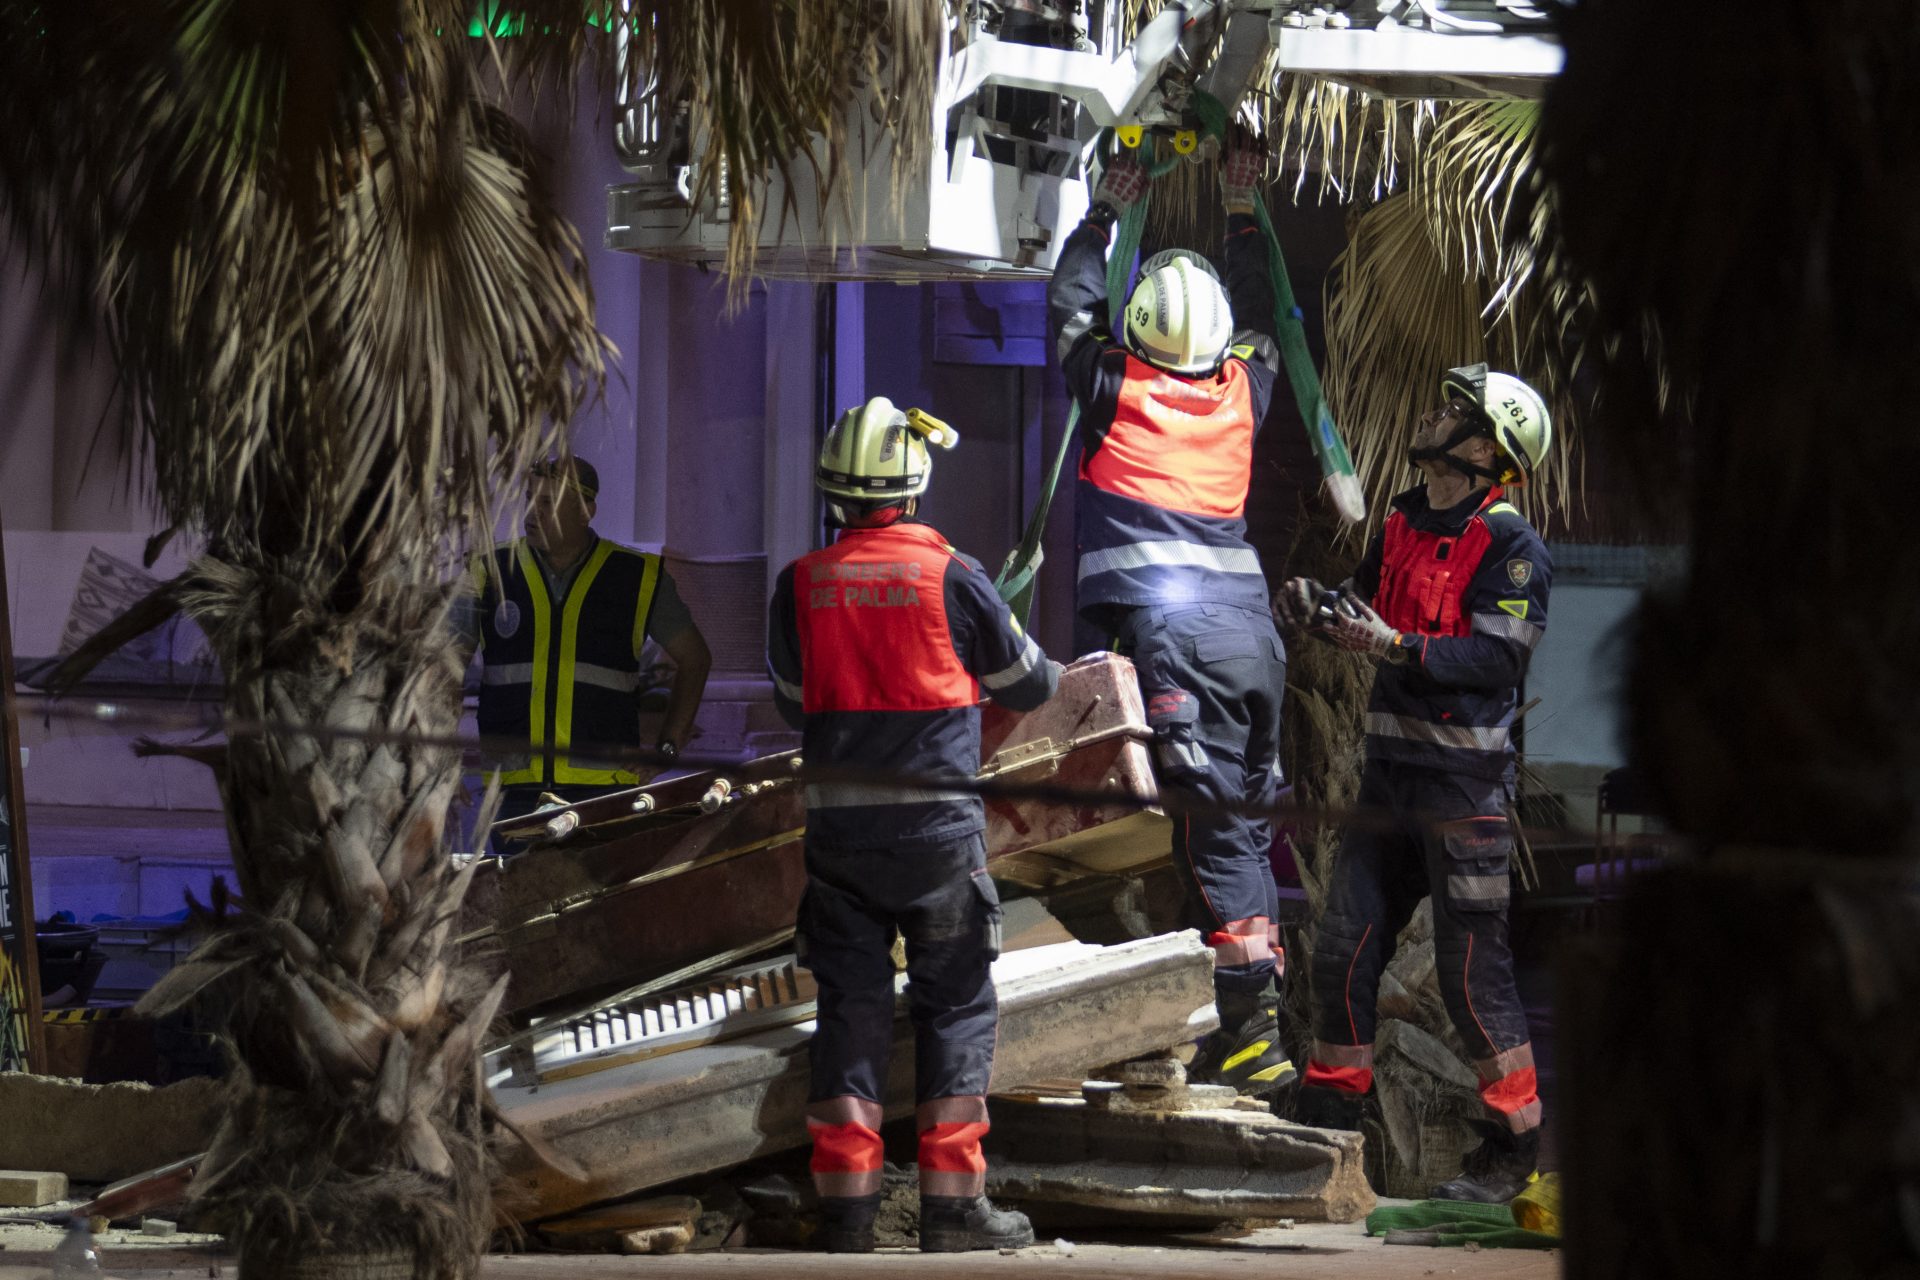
[0,1075,220,1182]
[619,1224,694,1255]
[0,1169,68,1208]
[539,1195,701,1254]
[495,933,1217,1221]
[983,1096,1376,1224]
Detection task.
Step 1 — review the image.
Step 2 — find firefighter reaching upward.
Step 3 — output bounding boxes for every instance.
[1046,131,1296,1095]
[1280,364,1554,1202]
[767,398,1062,1254]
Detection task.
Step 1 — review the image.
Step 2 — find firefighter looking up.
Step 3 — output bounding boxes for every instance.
[767,398,1063,1254]
[461,457,711,850]
[1045,131,1295,1095]
[1278,365,1554,1202]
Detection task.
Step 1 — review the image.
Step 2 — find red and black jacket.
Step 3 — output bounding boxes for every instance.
[1352,485,1551,781]
[1047,212,1282,623]
[767,521,1060,851]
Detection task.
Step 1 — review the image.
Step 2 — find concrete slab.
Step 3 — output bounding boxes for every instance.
[0,1075,220,1182]
[985,1096,1376,1224]
[496,934,1218,1221]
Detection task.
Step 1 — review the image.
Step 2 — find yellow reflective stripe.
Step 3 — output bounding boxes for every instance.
[1497,599,1530,620]
[495,765,544,786]
[552,765,640,785]
[1222,1038,1274,1072]
[514,542,553,769]
[1487,502,1519,516]
[631,552,662,657]
[554,541,616,778]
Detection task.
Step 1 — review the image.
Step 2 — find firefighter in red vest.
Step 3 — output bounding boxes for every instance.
[1045,132,1295,1094]
[768,397,1062,1254]
[1279,364,1553,1202]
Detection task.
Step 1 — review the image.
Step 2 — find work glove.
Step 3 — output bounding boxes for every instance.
[1324,592,1416,664]
[1274,577,1326,630]
[1091,153,1149,226]
[1219,127,1266,213]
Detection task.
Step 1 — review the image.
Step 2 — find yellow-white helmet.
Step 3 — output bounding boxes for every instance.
[816,397,963,525]
[1124,249,1235,375]
[1440,364,1554,485]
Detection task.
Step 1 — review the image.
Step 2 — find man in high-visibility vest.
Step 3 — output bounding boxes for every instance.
[768,398,1062,1254]
[463,457,711,847]
[1046,131,1295,1095]
[1279,364,1554,1202]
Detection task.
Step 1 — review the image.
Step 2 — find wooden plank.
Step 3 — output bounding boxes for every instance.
[0,520,46,1074]
[541,1194,701,1236]
[476,656,1167,1022]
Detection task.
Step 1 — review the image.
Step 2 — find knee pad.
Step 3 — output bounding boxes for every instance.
[1146,688,1210,776]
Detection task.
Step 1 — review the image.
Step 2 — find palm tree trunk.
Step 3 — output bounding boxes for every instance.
[142,559,500,1278]
[1526,2,1920,1274]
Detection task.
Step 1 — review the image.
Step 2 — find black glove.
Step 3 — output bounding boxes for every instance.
[1275,577,1326,630]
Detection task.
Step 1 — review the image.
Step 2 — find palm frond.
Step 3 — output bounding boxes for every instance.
[1322,194,1483,522]
[613,0,949,282]
[1270,75,1426,205]
[1413,101,1537,289]
[1321,190,1582,535]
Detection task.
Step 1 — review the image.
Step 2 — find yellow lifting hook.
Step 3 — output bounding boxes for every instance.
[1115,125,1144,149]
[1171,129,1198,155]
[905,408,961,450]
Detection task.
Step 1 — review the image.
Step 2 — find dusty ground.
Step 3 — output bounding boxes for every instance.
[0,1214,1558,1279]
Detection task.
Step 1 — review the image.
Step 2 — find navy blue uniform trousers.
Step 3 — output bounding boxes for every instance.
[797,834,1002,1105]
[1117,602,1288,995]
[1312,758,1528,1056]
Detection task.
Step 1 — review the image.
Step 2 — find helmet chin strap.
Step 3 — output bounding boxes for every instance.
[826,499,914,530]
[1407,417,1503,484]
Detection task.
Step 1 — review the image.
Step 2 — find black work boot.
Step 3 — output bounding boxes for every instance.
[918,1195,1035,1252]
[1430,1120,1541,1203]
[1189,985,1297,1095]
[1294,1083,1369,1131]
[816,1193,881,1253]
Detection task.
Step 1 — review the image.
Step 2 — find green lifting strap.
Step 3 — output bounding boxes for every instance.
[994,178,1148,625]
[1190,91,1364,523]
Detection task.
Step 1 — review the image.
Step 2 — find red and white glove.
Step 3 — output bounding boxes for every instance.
[1219,128,1266,212]
[1093,154,1149,223]
[1325,593,1415,664]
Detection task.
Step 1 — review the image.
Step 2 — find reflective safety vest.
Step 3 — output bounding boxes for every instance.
[1374,488,1506,638]
[1084,356,1255,518]
[475,538,661,787]
[794,523,979,715]
[1358,485,1550,782]
[1076,353,1269,613]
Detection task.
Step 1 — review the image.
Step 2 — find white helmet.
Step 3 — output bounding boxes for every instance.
[817,396,928,504]
[1124,249,1235,375]
[1440,364,1553,485]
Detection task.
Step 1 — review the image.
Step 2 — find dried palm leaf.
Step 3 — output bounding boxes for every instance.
[1413,101,1538,287]
[616,0,949,282]
[1270,75,1427,205]
[1323,193,1487,523]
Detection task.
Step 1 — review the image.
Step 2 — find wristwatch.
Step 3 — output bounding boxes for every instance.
[656,739,679,763]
